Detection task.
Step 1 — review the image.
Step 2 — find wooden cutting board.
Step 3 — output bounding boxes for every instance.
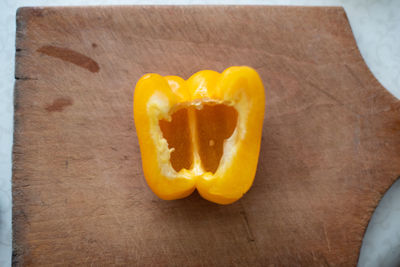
[13,6,400,266]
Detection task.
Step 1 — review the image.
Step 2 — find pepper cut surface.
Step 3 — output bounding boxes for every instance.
[133,66,265,204]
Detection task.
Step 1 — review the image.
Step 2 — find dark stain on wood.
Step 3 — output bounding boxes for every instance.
[391,120,400,133]
[30,8,44,17]
[37,45,100,73]
[45,97,73,112]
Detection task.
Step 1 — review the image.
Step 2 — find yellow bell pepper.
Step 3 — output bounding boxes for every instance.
[133,66,265,204]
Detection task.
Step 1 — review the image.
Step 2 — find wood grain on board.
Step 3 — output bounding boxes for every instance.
[13,6,400,266]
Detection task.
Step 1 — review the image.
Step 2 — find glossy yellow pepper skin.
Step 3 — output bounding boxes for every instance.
[134,66,265,204]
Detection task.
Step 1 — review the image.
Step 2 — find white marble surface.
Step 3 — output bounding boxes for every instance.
[0,0,399,266]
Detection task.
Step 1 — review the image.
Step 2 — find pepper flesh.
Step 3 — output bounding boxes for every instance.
[133,66,265,204]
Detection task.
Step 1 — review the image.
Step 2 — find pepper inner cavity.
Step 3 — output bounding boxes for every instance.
[159,103,238,174]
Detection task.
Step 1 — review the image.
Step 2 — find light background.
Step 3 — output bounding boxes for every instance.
[0,0,399,266]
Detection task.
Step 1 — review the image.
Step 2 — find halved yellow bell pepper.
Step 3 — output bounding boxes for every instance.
[133,66,265,204]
